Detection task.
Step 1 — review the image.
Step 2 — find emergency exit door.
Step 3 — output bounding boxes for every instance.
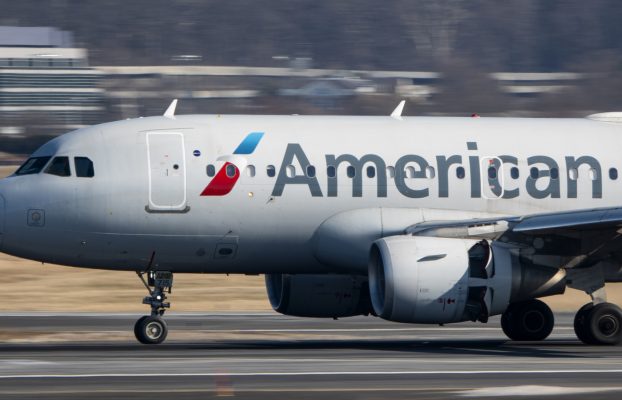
[481,156,505,199]
[146,132,188,212]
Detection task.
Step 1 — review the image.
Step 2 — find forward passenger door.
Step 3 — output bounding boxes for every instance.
[146,131,188,212]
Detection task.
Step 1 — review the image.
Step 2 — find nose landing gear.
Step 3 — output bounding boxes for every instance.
[134,271,173,344]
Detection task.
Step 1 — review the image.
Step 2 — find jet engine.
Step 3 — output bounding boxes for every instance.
[369,236,566,324]
[265,274,373,318]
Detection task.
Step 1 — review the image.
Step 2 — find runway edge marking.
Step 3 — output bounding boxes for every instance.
[2,370,622,379]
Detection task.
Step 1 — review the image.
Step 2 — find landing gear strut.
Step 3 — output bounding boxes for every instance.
[501,299,554,341]
[134,271,173,344]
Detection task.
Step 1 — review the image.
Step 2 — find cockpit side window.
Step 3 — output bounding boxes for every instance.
[15,156,51,175]
[45,156,71,177]
[74,157,94,178]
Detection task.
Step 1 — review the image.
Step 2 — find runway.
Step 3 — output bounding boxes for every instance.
[0,312,621,399]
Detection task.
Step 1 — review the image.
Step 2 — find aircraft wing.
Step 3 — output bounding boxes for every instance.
[405,207,622,268]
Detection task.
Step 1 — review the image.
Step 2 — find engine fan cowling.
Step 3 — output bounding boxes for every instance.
[265,274,373,318]
[369,236,479,324]
[369,235,566,324]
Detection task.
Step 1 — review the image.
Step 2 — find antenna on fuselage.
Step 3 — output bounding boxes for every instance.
[163,99,178,119]
[390,100,405,120]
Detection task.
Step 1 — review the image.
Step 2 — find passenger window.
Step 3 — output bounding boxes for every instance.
[530,167,539,179]
[487,167,497,179]
[246,165,255,177]
[405,166,416,178]
[569,168,578,180]
[286,165,295,178]
[347,166,356,178]
[610,168,618,180]
[386,166,395,178]
[456,166,465,179]
[307,165,316,178]
[45,156,71,177]
[327,166,336,178]
[510,167,519,179]
[15,156,51,175]
[590,168,599,180]
[366,166,375,178]
[267,165,276,177]
[550,168,559,180]
[225,164,236,178]
[74,157,94,178]
[425,166,435,179]
[206,164,216,177]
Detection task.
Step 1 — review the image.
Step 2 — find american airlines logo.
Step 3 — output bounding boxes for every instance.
[202,136,603,199]
[200,132,264,196]
[271,141,603,199]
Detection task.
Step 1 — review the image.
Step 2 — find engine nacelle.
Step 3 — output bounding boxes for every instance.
[369,236,566,324]
[265,274,373,318]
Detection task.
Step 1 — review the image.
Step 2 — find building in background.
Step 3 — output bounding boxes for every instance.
[0,25,589,161]
[0,26,104,136]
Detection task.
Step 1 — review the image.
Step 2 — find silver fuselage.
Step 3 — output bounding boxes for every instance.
[0,115,619,274]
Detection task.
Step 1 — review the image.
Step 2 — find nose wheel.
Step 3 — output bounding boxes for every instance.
[134,270,173,345]
[134,315,168,344]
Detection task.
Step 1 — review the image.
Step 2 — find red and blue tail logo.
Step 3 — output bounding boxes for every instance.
[200,132,264,196]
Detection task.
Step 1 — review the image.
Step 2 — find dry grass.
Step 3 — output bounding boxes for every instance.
[0,166,16,177]
[0,253,270,312]
[1,250,615,313]
[0,164,617,313]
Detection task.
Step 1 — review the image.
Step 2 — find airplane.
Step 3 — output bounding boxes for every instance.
[1,99,622,345]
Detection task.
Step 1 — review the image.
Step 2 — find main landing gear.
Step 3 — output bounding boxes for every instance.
[134,271,173,344]
[568,271,622,345]
[501,299,555,341]
[501,292,622,345]
[574,302,622,345]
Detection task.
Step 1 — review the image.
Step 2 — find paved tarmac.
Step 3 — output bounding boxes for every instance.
[0,312,621,399]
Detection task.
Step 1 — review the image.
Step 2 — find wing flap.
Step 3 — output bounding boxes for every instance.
[511,207,622,233]
[405,207,622,267]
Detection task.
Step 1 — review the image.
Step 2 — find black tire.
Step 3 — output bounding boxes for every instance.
[574,303,595,344]
[501,299,554,341]
[585,303,622,345]
[134,316,168,344]
[134,316,148,340]
[501,303,521,340]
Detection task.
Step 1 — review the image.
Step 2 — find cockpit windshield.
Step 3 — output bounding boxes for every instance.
[14,156,51,176]
[45,156,71,177]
